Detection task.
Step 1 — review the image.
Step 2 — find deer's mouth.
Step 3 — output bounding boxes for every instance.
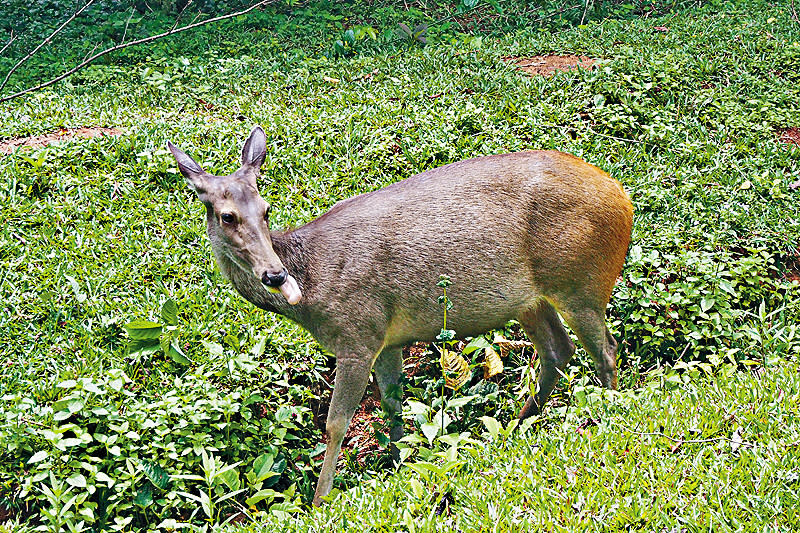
[264,274,302,305]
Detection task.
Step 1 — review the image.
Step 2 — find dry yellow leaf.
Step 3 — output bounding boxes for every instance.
[440,348,471,390]
[483,345,504,379]
[492,333,534,359]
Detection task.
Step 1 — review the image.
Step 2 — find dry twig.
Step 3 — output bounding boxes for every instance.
[0,0,278,104]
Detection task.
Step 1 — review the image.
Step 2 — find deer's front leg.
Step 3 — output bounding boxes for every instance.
[313,351,374,506]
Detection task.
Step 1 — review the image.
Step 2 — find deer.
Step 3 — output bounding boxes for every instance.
[167,126,633,506]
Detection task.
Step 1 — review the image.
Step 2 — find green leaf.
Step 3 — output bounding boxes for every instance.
[420,422,440,445]
[262,455,286,489]
[467,379,498,398]
[124,320,163,340]
[700,296,715,312]
[168,343,191,365]
[134,483,154,508]
[66,473,87,488]
[253,453,275,483]
[203,341,224,357]
[270,499,303,515]
[223,333,240,349]
[139,460,170,490]
[251,336,267,357]
[65,275,87,303]
[160,298,178,326]
[245,488,281,507]
[67,398,84,413]
[38,289,53,305]
[218,488,247,504]
[218,467,240,491]
[447,395,477,409]
[28,450,49,464]
[436,328,456,342]
[96,472,114,487]
[78,506,95,521]
[60,438,83,449]
[129,338,160,356]
[406,400,430,416]
[83,381,105,395]
[479,416,501,440]
[406,460,462,480]
[718,279,736,295]
[462,336,492,355]
[396,22,412,39]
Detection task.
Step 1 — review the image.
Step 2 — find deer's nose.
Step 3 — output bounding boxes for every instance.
[262,268,288,287]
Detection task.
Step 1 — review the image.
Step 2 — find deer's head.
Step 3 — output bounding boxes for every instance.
[167,126,301,304]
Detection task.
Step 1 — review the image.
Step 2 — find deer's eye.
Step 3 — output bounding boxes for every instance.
[220,213,235,224]
[263,207,270,222]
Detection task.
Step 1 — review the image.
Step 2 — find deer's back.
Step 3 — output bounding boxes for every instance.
[293,151,632,348]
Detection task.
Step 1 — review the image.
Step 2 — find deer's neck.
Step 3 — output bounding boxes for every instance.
[212,228,312,320]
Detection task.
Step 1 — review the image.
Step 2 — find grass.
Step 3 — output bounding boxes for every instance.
[0,0,799,530]
[230,359,800,531]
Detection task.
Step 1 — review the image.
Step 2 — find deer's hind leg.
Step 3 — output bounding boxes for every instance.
[560,306,618,391]
[373,346,404,461]
[517,300,576,420]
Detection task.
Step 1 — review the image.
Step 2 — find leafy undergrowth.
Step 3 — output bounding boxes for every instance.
[229,359,800,532]
[1,0,800,530]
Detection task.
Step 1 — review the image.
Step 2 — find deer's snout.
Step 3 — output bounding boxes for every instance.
[262,268,288,287]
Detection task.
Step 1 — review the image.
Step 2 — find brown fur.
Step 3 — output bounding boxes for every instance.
[167,127,633,506]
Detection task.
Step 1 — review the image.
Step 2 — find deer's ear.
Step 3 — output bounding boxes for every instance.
[241,126,267,171]
[167,141,207,193]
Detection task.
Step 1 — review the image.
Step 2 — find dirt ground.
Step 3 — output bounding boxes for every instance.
[503,54,596,76]
[0,126,122,154]
[780,127,800,147]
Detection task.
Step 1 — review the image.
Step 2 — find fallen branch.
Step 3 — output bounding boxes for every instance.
[609,420,756,449]
[792,0,799,25]
[0,0,277,104]
[0,0,96,93]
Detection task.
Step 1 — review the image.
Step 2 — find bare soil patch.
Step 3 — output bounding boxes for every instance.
[785,249,800,283]
[0,126,123,154]
[504,54,596,77]
[782,129,800,191]
[779,127,800,147]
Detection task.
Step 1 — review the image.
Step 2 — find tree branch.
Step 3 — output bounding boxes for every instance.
[0,0,96,93]
[171,0,195,32]
[0,0,277,104]
[120,8,136,46]
[0,30,16,56]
